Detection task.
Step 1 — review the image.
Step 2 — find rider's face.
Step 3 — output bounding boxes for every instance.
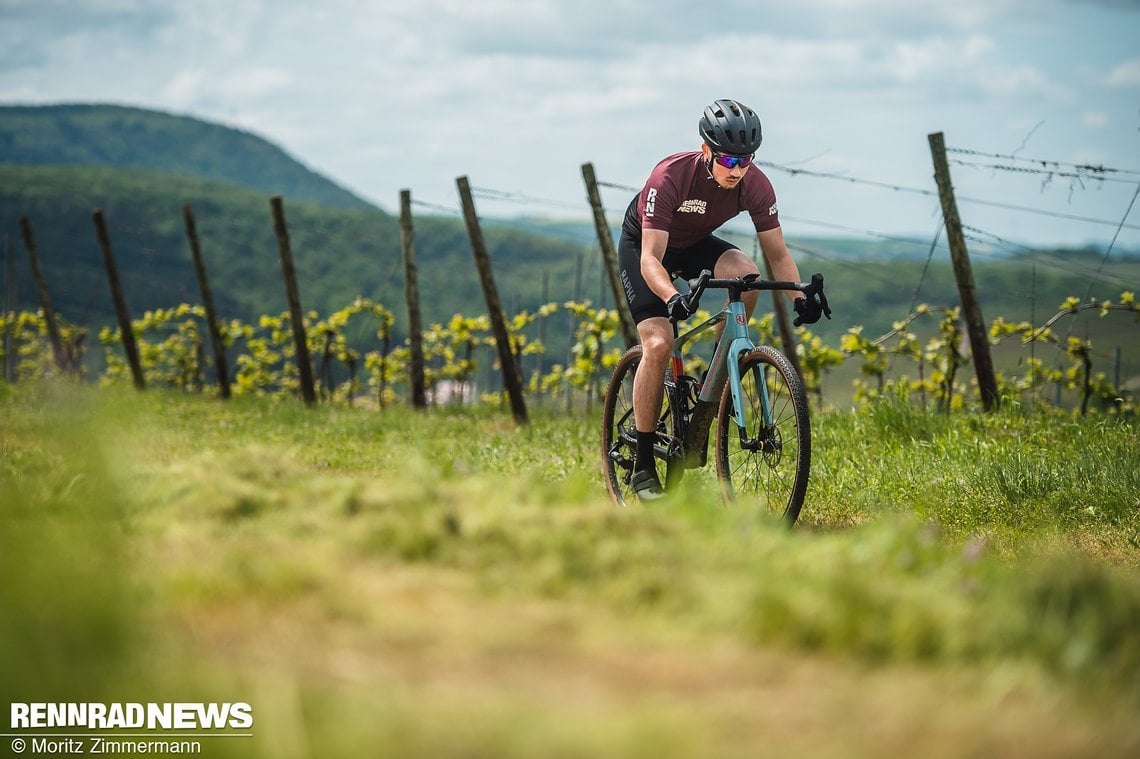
[703,144,751,189]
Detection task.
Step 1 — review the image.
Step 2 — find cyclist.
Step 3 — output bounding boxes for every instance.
[618,98,825,501]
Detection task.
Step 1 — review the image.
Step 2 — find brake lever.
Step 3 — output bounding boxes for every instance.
[686,269,713,313]
[687,269,713,292]
[810,273,832,320]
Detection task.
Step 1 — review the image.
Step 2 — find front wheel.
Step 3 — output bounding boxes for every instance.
[714,346,811,524]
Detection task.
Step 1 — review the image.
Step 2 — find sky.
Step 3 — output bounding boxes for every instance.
[2,0,1139,252]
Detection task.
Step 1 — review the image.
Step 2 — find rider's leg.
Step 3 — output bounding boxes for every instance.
[633,316,673,435]
[617,225,672,442]
[631,316,672,498]
[615,227,673,499]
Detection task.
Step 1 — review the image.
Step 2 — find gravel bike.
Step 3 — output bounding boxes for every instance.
[601,269,831,524]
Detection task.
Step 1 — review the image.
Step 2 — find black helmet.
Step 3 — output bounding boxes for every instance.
[699,99,763,155]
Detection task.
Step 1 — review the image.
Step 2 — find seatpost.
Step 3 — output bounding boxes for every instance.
[670,318,685,380]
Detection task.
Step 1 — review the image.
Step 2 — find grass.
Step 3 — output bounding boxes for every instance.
[2,381,1139,757]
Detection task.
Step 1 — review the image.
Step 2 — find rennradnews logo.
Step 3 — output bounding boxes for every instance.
[10,702,253,730]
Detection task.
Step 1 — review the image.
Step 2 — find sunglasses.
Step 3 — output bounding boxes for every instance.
[712,152,754,169]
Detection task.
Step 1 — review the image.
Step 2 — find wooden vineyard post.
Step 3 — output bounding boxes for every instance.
[3,234,13,381]
[581,162,638,348]
[456,176,529,425]
[18,216,69,374]
[182,204,231,399]
[92,209,146,390]
[536,270,549,406]
[928,131,999,411]
[269,196,317,407]
[566,250,584,413]
[399,190,427,409]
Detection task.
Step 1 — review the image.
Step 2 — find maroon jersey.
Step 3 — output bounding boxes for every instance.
[622,151,780,248]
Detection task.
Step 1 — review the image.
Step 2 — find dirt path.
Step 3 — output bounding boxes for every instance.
[162,564,1140,758]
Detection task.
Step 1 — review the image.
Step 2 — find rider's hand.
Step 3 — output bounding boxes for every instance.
[793,296,823,326]
[666,292,695,322]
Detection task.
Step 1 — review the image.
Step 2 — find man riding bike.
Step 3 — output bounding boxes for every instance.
[617,98,825,500]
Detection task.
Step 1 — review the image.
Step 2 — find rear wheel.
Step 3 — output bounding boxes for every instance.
[601,346,685,506]
[715,346,811,523]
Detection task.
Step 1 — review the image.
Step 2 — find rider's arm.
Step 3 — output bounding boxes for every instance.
[640,229,680,303]
[757,226,805,302]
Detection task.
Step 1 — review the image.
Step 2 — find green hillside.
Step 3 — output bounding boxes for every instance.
[0,103,370,209]
[0,164,589,336]
[0,104,600,340]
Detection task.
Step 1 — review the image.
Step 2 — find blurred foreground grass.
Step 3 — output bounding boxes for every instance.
[2,383,1139,757]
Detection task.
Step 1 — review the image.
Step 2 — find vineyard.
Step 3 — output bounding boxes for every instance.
[3,110,1138,418]
[2,285,1136,415]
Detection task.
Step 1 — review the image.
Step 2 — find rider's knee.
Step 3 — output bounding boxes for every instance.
[640,331,673,361]
[717,249,760,278]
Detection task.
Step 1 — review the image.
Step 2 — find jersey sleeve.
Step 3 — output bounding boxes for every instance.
[745,169,781,233]
[639,155,687,233]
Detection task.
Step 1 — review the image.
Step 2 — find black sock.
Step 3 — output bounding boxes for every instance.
[635,430,656,473]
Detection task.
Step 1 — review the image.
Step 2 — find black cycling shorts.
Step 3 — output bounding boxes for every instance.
[617,229,738,323]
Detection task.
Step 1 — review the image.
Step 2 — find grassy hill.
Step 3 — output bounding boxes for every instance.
[0,163,587,337]
[0,105,598,342]
[3,387,1139,756]
[0,103,370,209]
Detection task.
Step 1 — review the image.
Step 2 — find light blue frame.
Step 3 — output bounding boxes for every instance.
[672,298,771,430]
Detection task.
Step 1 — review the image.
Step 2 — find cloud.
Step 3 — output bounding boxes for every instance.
[1105,57,1140,88]
[0,0,173,34]
[1081,111,1110,129]
[0,0,174,72]
[1059,0,1140,9]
